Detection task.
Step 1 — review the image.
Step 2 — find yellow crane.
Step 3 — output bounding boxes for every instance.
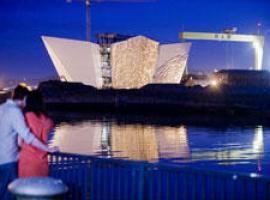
[180,31,264,70]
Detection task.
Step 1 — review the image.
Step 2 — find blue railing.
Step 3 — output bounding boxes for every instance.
[49,152,270,200]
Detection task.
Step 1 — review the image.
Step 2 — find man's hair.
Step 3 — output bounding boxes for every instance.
[24,89,47,117]
[12,85,30,100]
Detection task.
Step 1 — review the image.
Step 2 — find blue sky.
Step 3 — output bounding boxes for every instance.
[0,0,270,80]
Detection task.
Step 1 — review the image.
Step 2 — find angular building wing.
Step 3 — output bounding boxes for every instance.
[154,43,191,83]
[110,36,159,89]
[42,36,102,88]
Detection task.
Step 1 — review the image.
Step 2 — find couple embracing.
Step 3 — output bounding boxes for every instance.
[0,85,57,199]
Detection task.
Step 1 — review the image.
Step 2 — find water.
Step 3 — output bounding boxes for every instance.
[49,112,270,175]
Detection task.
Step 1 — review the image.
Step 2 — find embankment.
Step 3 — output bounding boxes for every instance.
[39,81,270,118]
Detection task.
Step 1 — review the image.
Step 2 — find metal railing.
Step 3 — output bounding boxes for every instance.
[49,152,270,200]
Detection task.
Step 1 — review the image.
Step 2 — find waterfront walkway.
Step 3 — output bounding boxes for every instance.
[49,152,270,200]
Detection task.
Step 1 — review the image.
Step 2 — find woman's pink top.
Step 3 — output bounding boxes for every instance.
[19,112,53,178]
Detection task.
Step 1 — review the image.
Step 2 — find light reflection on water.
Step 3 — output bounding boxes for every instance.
[49,117,270,174]
[50,121,190,162]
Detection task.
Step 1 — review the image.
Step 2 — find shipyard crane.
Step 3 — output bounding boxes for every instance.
[66,0,157,42]
[180,31,264,70]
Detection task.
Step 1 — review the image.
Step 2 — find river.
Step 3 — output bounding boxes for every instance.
[49,112,270,175]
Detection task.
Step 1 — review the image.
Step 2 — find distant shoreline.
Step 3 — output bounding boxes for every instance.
[0,91,11,104]
[38,81,270,123]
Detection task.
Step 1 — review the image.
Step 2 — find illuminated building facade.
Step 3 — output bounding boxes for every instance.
[42,35,191,89]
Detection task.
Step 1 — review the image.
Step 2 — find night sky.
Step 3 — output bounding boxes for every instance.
[0,0,270,80]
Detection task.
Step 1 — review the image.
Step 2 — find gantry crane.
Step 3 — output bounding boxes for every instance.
[180,31,265,70]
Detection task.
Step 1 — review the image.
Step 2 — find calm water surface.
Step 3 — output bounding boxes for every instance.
[49,113,270,175]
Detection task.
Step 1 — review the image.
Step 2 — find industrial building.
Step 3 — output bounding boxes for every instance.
[212,69,270,87]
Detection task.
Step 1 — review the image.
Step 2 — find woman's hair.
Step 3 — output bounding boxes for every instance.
[24,89,47,117]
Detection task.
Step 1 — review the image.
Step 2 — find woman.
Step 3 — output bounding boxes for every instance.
[19,89,54,177]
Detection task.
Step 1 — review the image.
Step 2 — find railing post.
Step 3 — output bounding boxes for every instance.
[90,160,96,200]
[138,163,146,200]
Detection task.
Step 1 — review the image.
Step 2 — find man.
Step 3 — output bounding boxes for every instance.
[0,85,57,200]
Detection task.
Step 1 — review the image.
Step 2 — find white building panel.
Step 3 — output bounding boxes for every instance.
[154,43,191,83]
[42,36,102,88]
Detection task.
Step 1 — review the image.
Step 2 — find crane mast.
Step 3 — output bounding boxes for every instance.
[67,0,156,42]
[85,0,91,41]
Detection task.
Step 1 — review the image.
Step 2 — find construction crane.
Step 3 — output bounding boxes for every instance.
[66,0,157,42]
[180,31,264,70]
